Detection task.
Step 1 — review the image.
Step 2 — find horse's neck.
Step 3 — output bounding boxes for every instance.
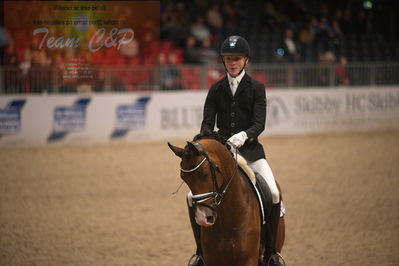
[212,149,258,224]
[218,168,256,223]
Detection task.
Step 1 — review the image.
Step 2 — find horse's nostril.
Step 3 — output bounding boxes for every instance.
[206,216,214,223]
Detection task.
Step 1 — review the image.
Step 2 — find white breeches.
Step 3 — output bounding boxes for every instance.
[248,158,280,204]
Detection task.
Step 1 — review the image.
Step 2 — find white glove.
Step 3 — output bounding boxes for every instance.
[228,131,248,148]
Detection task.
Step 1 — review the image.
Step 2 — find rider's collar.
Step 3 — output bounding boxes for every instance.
[227,69,245,85]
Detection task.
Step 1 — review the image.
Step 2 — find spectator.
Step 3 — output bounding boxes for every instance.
[222,3,239,36]
[118,39,141,65]
[284,0,307,32]
[160,58,182,90]
[335,56,350,86]
[331,18,344,39]
[317,51,336,86]
[315,15,333,48]
[142,31,160,65]
[262,2,285,28]
[159,41,183,65]
[19,48,32,93]
[183,36,201,64]
[113,39,146,91]
[4,39,17,65]
[279,28,300,62]
[331,18,344,52]
[161,3,187,47]
[333,8,344,28]
[340,8,354,35]
[30,49,51,93]
[206,3,223,39]
[190,16,211,42]
[174,2,189,27]
[298,16,318,45]
[197,38,219,65]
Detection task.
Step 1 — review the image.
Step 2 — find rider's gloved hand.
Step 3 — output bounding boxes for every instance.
[228,131,248,148]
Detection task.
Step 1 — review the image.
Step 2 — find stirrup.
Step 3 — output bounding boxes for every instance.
[188,253,204,266]
[267,252,286,266]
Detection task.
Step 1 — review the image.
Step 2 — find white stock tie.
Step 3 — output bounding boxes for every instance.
[231,79,238,96]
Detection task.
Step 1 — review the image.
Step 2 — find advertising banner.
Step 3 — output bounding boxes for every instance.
[0,87,398,146]
[266,88,399,134]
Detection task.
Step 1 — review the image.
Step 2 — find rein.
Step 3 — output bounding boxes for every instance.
[180,141,238,212]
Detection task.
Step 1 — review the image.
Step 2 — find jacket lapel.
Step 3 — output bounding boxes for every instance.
[222,75,233,99]
[234,73,250,98]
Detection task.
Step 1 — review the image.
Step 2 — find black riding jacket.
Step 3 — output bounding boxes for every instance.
[200,73,267,162]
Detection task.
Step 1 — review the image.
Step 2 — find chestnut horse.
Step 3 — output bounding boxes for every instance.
[168,137,285,266]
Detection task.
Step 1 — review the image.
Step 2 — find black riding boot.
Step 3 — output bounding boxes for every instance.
[265,202,285,266]
[187,200,204,266]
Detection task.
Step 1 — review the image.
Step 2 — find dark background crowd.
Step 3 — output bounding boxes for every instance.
[0,0,398,92]
[160,0,399,65]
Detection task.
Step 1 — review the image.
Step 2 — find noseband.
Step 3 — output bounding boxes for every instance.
[180,141,238,218]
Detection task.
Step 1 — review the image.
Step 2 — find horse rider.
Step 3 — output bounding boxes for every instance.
[186,35,284,266]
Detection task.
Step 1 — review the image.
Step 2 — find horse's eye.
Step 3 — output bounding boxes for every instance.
[201,173,209,179]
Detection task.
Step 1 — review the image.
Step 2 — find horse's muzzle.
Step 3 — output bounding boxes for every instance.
[195,206,217,227]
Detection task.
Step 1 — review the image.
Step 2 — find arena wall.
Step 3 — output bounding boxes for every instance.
[0,86,398,146]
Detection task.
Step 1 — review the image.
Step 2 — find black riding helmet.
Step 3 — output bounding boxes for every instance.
[220,35,250,76]
[220,35,250,57]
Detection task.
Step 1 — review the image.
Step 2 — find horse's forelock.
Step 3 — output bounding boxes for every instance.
[182,144,196,159]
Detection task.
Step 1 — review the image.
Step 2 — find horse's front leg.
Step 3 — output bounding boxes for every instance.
[202,235,259,266]
[232,231,261,266]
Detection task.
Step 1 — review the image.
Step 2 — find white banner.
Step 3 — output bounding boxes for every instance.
[0,87,398,146]
[0,91,206,146]
[266,87,399,134]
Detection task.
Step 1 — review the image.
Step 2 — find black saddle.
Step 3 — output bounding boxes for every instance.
[255,172,273,224]
[238,166,273,225]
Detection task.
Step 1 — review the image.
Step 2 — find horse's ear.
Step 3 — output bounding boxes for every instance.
[168,142,184,158]
[186,141,202,156]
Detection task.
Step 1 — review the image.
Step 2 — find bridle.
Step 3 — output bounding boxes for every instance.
[180,141,238,220]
